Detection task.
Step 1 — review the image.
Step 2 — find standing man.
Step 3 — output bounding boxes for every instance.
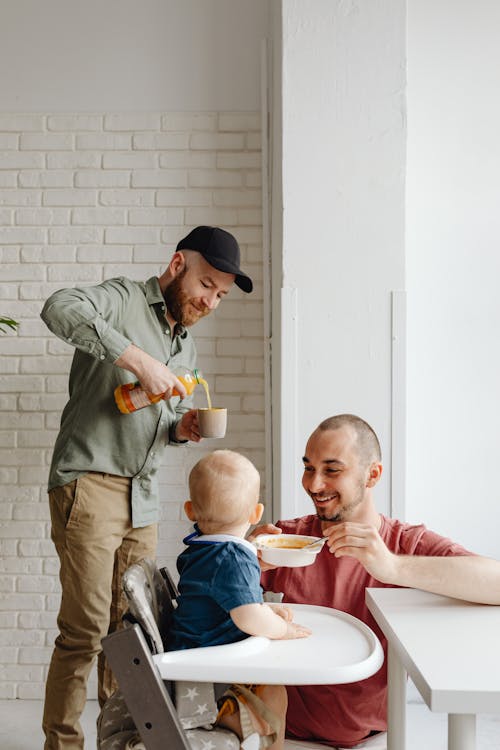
[258,414,500,749]
[41,226,253,750]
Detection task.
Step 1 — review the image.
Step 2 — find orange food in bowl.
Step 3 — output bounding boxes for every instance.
[260,537,311,549]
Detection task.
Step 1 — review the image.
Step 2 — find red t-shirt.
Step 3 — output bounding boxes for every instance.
[260,514,472,748]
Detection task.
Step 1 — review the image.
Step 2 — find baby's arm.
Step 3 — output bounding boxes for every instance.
[230,602,311,640]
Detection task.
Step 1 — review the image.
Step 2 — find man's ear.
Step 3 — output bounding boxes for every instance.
[366,462,383,488]
[249,502,264,525]
[184,500,196,521]
[168,250,187,277]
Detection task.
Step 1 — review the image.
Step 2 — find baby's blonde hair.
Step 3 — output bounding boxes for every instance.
[188,450,260,533]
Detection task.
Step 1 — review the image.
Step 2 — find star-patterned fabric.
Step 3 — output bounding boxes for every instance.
[175,680,218,729]
[97,688,240,750]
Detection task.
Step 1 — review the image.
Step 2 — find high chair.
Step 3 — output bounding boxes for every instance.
[98,558,387,750]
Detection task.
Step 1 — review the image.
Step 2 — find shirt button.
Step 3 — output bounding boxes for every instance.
[150,451,155,457]
[100,355,105,360]
[67,337,72,342]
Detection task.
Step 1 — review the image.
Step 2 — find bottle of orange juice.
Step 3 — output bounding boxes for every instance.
[114,368,204,414]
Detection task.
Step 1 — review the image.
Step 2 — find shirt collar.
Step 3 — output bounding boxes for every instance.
[145,276,164,305]
[183,526,258,556]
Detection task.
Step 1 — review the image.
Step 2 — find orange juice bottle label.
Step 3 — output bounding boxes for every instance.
[114,368,207,414]
[114,382,163,413]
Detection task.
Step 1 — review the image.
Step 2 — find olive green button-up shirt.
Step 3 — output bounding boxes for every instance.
[41,276,197,527]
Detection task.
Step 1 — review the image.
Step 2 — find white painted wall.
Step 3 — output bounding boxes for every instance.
[406,0,500,557]
[1,0,269,111]
[0,0,268,699]
[273,0,406,519]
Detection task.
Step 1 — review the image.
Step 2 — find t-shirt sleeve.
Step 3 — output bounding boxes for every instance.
[401,523,474,557]
[212,546,263,612]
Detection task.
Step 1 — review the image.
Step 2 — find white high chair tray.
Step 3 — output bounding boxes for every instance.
[155,603,383,685]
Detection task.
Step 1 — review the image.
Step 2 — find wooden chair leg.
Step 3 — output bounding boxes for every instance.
[102,624,191,750]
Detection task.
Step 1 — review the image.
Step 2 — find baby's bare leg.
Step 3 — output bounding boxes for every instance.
[256,684,287,750]
[217,685,287,750]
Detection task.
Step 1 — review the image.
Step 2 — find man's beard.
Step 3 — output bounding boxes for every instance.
[163,269,209,327]
[315,479,365,523]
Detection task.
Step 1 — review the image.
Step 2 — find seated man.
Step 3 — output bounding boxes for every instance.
[256,413,500,749]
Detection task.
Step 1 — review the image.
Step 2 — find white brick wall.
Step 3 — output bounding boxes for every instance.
[0,111,264,699]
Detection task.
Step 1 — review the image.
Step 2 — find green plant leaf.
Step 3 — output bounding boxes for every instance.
[0,317,19,333]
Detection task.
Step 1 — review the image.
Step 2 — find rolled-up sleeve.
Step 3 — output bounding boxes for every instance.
[41,279,132,363]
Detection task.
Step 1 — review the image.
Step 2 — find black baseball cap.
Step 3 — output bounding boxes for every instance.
[176,226,253,293]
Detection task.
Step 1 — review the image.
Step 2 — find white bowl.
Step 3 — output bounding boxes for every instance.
[253,533,324,568]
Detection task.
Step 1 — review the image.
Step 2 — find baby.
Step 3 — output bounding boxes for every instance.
[168,449,311,750]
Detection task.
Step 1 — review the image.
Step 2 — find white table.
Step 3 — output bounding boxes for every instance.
[155,603,384,685]
[366,587,500,750]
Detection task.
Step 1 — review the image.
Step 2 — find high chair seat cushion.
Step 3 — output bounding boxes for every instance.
[122,558,171,654]
[96,689,138,749]
[186,727,241,750]
[100,663,277,750]
[175,680,218,729]
[97,686,239,750]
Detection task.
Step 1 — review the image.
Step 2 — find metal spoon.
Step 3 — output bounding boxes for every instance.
[302,537,328,551]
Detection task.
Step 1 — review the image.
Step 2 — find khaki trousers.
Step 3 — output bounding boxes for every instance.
[42,473,157,750]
